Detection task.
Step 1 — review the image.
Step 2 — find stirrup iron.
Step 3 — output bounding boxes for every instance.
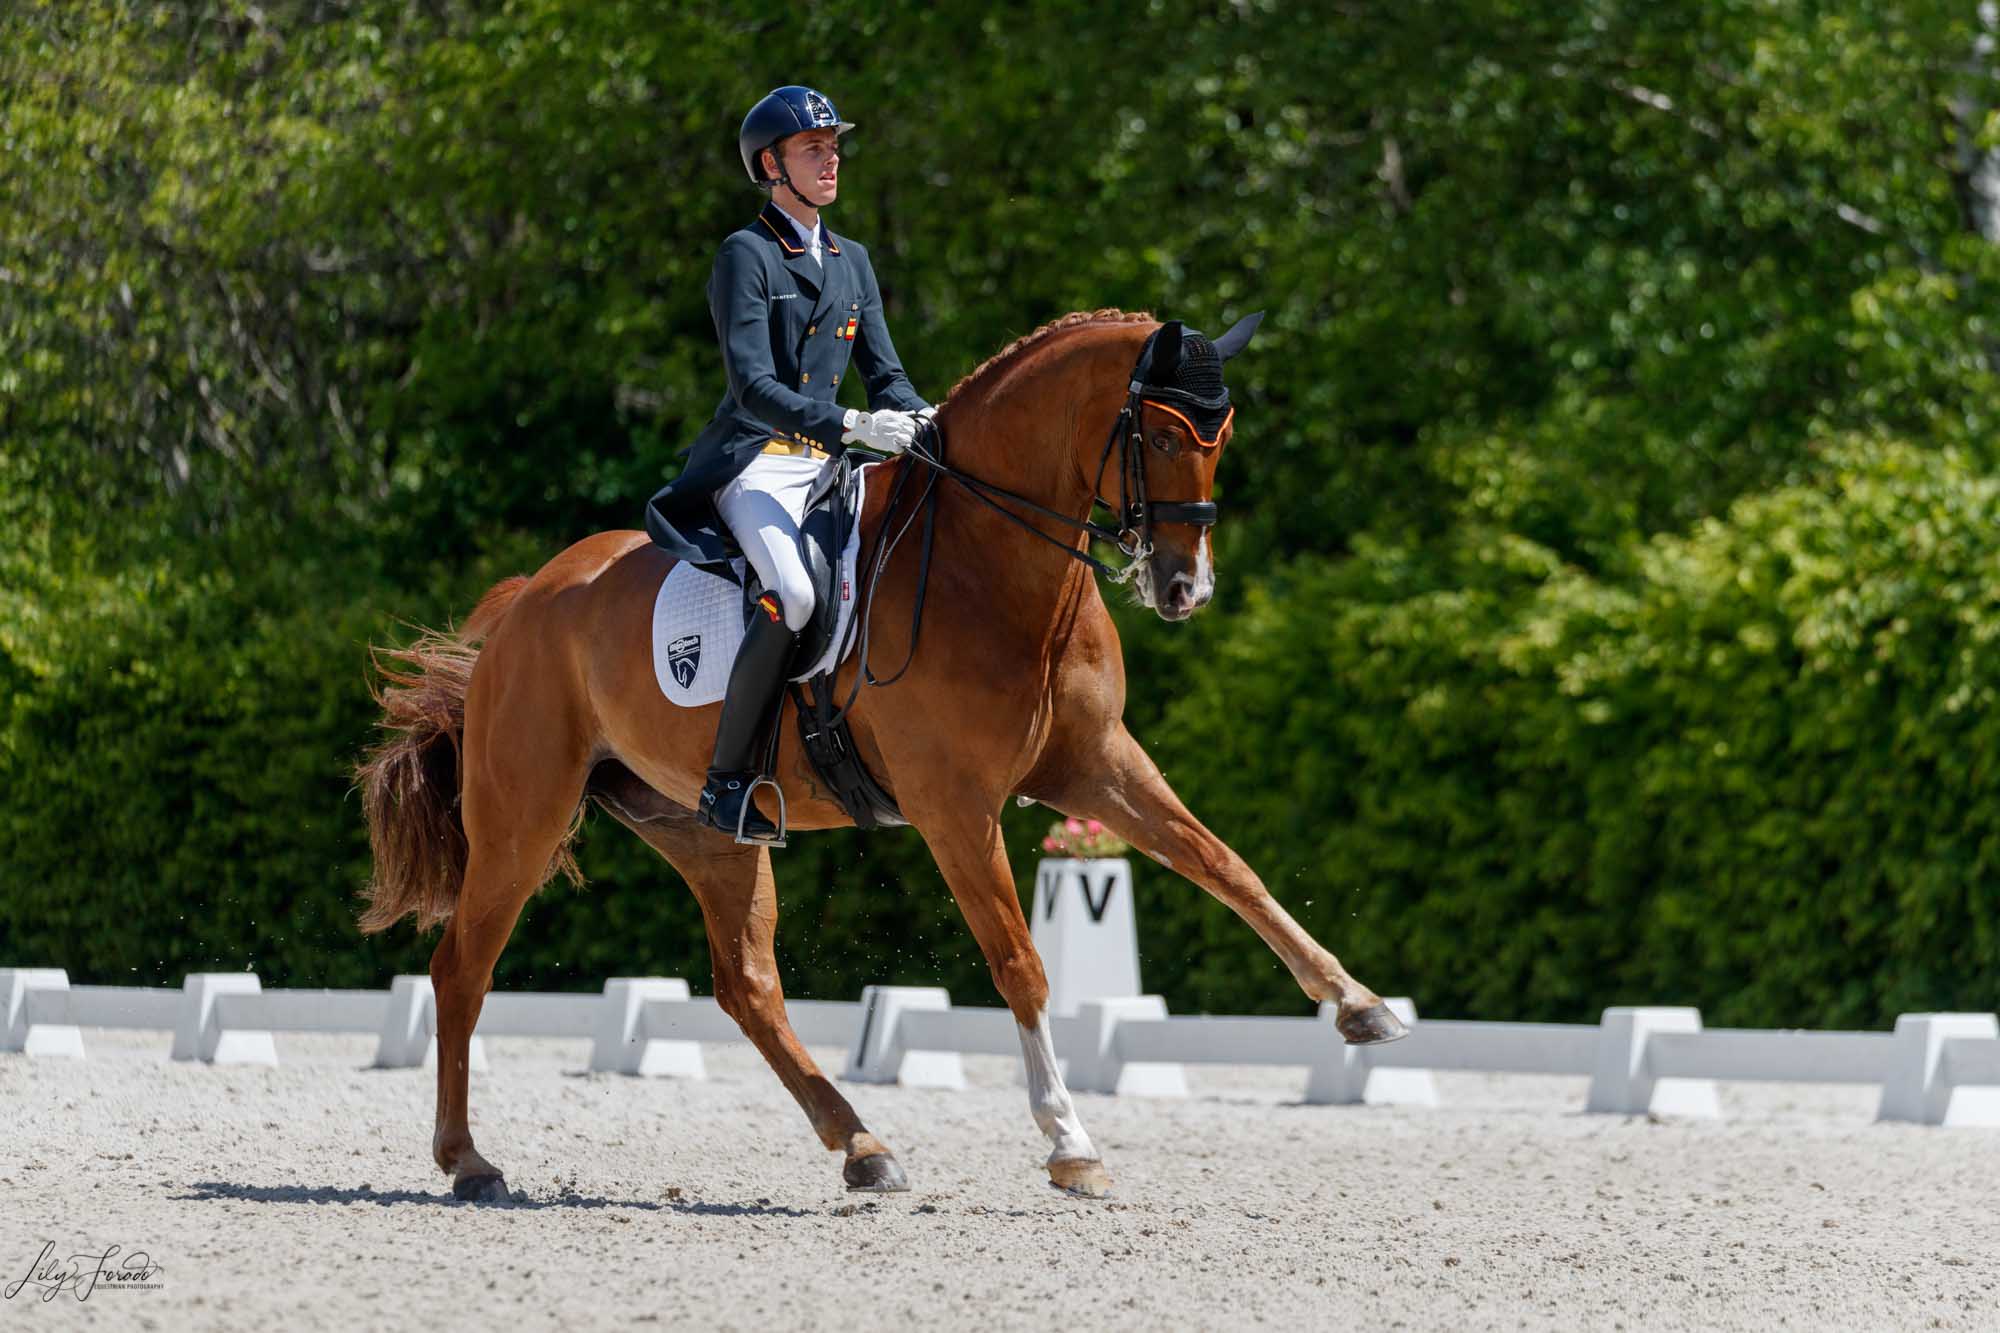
[734,774,788,848]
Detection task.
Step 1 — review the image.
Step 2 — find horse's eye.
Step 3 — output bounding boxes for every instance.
[1151,433,1175,455]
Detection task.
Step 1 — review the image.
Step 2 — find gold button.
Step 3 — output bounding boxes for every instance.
[831,375,839,385]
[808,325,817,334]
[801,372,810,383]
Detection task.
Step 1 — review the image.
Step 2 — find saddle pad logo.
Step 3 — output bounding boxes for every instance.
[667,634,702,689]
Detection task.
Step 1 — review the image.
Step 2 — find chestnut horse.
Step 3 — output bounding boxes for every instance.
[357,308,1405,1203]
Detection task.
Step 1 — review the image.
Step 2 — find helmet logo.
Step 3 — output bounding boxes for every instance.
[803,90,837,127]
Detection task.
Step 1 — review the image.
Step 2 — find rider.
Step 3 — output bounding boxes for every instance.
[644,85,933,843]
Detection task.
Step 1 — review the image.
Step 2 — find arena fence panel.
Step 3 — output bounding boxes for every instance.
[5,967,1997,1127]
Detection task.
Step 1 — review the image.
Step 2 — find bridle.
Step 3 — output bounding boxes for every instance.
[815,326,1229,729]
[901,324,1224,585]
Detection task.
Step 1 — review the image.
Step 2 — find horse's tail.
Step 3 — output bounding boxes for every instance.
[356,576,529,934]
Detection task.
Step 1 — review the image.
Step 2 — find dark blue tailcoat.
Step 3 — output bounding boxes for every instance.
[645,202,929,566]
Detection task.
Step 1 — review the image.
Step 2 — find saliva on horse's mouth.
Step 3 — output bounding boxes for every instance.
[1129,560,1199,620]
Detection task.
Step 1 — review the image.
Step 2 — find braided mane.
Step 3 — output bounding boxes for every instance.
[943,308,1154,405]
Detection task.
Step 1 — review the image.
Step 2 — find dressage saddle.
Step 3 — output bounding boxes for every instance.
[713,455,905,836]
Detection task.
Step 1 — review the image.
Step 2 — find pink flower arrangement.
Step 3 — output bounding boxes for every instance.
[1040,815,1129,859]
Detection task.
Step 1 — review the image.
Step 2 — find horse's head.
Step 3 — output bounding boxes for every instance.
[1118,313,1262,621]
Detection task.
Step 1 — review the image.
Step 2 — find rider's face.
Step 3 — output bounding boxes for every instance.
[773,131,840,207]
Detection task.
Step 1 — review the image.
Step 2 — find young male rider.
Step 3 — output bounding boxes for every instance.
[643,85,933,843]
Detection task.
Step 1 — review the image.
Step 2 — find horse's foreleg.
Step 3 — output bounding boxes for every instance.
[689,842,910,1192]
[1037,726,1406,1045]
[914,805,1111,1197]
[594,785,905,1192]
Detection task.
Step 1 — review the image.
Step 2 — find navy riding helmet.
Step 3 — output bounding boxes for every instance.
[737,86,855,187]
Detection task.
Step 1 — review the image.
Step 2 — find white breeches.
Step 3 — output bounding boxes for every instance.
[715,451,831,632]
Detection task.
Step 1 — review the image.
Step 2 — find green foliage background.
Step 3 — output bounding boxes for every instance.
[5,0,1998,1026]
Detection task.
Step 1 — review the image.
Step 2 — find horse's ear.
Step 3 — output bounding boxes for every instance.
[1149,321,1184,381]
[1213,311,1264,361]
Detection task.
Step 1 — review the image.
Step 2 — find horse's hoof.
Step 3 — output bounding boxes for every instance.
[843,1152,909,1193]
[1047,1157,1113,1199]
[1338,1002,1408,1046]
[452,1172,511,1203]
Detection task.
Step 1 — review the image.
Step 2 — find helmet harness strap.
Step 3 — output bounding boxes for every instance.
[762,136,823,212]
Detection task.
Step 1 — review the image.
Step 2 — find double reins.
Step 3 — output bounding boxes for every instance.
[822,335,1219,729]
[903,365,1220,585]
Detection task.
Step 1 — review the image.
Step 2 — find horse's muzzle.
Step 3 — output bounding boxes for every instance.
[1145,538,1214,622]
[1158,568,1208,621]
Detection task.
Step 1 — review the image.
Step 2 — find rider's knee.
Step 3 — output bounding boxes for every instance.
[766,573,814,631]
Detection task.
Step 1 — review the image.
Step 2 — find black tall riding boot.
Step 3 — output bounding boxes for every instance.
[696,598,799,843]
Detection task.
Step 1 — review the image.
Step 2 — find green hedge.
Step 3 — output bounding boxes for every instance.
[7,2,2000,1025]
[1137,440,2000,1025]
[7,441,1996,1028]
[0,527,1027,1002]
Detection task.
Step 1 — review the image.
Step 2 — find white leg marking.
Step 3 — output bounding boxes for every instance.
[1017,1010,1097,1164]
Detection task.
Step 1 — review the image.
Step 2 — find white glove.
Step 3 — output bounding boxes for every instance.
[841,408,919,454]
[918,404,938,422]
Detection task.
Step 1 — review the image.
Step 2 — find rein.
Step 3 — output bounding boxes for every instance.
[820,339,1220,729]
[904,371,1220,585]
[902,424,1133,583]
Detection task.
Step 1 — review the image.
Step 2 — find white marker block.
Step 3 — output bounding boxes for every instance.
[371,974,487,1071]
[1304,997,1436,1106]
[1031,858,1142,1017]
[1068,996,1187,1097]
[1878,1013,2000,1127]
[172,973,277,1065]
[1586,1006,1719,1117]
[842,985,965,1088]
[1,968,85,1058]
[589,977,704,1078]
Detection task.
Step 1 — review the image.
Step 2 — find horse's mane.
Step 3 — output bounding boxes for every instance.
[943,308,1154,406]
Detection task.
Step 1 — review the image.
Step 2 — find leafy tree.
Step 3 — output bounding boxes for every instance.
[4,0,1997,1023]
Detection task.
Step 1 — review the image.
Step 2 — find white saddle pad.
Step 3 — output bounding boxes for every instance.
[651,466,869,708]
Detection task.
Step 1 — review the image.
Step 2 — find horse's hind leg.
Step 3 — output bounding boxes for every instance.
[430,708,591,1201]
[591,764,907,1192]
[1033,724,1405,1045]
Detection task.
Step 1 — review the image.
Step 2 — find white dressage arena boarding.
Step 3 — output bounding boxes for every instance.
[6,967,1999,1127]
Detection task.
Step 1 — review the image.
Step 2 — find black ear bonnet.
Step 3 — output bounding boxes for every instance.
[1130,312,1263,446]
